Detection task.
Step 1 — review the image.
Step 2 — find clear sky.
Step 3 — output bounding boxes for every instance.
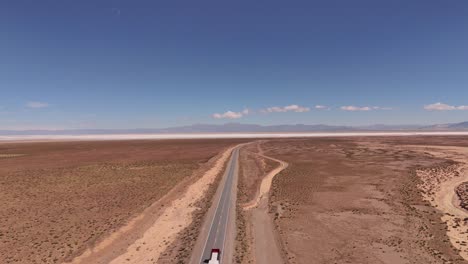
[1,0,468,129]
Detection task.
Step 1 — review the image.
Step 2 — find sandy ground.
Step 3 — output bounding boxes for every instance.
[0,139,245,264]
[68,144,239,264]
[250,198,283,264]
[243,152,288,210]
[403,145,468,260]
[235,144,265,264]
[235,142,287,264]
[248,151,287,264]
[261,137,468,264]
[5,136,468,263]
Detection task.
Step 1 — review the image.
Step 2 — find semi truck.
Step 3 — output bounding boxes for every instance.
[205,249,220,264]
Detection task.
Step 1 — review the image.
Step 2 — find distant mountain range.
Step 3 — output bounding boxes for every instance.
[1,121,468,135]
[422,121,468,130]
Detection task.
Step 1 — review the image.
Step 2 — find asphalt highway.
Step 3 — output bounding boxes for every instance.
[195,147,239,264]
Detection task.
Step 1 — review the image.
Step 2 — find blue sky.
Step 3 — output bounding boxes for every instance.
[1,0,468,129]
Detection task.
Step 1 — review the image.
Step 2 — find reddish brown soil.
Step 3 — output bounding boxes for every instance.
[237,142,277,204]
[157,150,230,264]
[366,135,468,148]
[263,137,468,264]
[0,139,246,264]
[235,141,279,264]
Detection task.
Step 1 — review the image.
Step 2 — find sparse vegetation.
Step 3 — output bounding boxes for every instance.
[263,137,468,264]
[0,139,244,263]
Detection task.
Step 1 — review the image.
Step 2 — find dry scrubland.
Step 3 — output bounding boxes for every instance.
[456,183,468,210]
[235,142,278,264]
[261,137,468,264]
[237,142,277,205]
[0,139,245,264]
[3,136,468,264]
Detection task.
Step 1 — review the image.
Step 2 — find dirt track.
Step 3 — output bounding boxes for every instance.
[407,145,468,260]
[231,141,288,264]
[262,137,468,264]
[248,152,287,264]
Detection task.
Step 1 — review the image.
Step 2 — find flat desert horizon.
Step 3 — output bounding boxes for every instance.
[2,136,468,264]
[2,131,468,142]
[5,2,468,263]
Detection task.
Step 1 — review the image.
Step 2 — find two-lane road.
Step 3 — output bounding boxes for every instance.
[190,147,240,264]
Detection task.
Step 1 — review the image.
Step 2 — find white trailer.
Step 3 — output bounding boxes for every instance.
[206,249,220,264]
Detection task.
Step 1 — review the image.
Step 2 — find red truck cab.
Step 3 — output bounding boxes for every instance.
[204,249,220,264]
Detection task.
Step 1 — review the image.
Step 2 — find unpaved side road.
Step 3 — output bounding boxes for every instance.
[66,145,239,264]
[243,153,288,210]
[244,150,288,264]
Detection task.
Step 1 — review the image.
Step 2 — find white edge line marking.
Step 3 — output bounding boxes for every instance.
[198,148,236,264]
[221,149,237,262]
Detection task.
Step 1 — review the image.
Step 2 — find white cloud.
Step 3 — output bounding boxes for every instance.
[315,105,328,110]
[212,109,249,119]
[26,101,49,108]
[340,105,392,111]
[340,106,372,111]
[424,103,455,111]
[263,104,310,113]
[423,102,468,111]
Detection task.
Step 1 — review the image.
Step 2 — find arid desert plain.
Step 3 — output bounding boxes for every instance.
[2,136,468,264]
